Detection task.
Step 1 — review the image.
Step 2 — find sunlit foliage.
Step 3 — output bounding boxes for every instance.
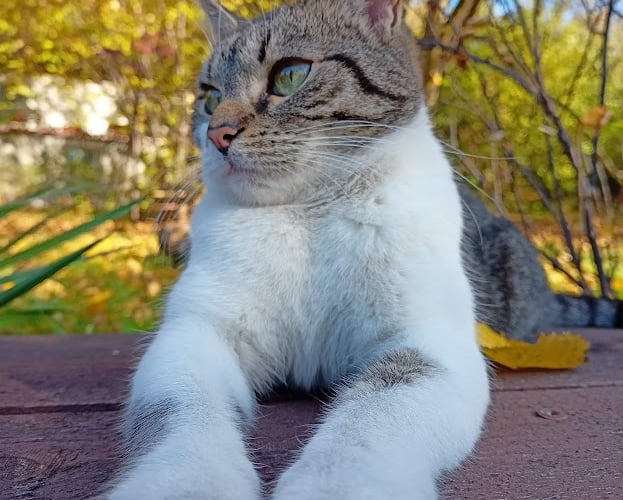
[0,0,621,333]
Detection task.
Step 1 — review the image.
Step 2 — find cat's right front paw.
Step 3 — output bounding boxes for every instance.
[104,461,261,500]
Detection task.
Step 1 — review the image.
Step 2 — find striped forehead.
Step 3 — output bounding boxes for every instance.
[203,30,263,92]
[202,8,322,87]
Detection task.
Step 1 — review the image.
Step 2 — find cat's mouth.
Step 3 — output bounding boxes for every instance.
[225,160,261,178]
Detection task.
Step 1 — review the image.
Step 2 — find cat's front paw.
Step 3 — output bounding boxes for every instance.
[105,460,261,500]
[271,456,436,500]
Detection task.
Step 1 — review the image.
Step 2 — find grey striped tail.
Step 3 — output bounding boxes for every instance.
[553,294,623,329]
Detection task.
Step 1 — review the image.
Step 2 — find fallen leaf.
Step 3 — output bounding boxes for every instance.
[477,323,590,370]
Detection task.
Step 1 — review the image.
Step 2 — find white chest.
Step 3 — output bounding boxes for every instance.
[179,194,406,392]
[171,115,467,393]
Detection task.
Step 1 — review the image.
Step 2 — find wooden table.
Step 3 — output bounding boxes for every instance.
[1,329,622,499]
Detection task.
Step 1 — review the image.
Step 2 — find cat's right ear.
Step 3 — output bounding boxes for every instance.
[199,0,240,45]
[364,0,403,39]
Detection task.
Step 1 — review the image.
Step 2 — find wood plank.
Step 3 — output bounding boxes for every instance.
[0,334,139,410]
[443,386,623,498]
[0,330,622,498]
[1,385,621,498]
[1,329,621,410]
[0,411,120,499]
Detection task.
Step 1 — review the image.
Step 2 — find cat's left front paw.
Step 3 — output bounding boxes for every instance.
[271,456,436,500]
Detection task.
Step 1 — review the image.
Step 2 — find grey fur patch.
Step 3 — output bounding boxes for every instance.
[360,349,438,391]
[121,398,179,458]
[459,181,623,340]
[339,349,438,402]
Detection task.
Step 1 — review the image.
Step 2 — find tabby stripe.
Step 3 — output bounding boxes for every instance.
[290,112,381,122]
[298,99,330,109]
[324,54,407,103]
[224,35,241,64]
[615,300,623,328]
[258,29,271,63]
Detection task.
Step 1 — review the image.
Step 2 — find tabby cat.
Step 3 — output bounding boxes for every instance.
[105,0,605,498]
[162,185,623,343]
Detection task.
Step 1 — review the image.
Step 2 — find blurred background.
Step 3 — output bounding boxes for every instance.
[0,0,621,334]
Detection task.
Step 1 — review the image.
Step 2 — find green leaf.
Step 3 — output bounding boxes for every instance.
[0,184,90,218]
[0,198,141,270]
[0,239,103,307]
[0,207,70,255]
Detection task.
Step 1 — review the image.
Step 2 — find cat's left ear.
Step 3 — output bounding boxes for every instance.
[366,0,403,38]
[199,0,241,43]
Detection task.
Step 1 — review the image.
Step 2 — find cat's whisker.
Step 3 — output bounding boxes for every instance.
[281,150,374,199]
[291,141,386,151]
[264,152,355,202]
[439,140,517,161]
[290,120,405,135]
[453,171,496,205]
[286,150,383,199]
[291,136,396,147]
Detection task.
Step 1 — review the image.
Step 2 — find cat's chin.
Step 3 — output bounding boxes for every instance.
[211,168,298,207]
[203,154,310,207]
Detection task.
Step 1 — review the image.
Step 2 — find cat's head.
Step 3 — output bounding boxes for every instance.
[194,0,424,206]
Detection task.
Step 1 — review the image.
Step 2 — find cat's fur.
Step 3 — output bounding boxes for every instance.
[162,183,623,342]
[460,185,623,341]
[107,0,497,498]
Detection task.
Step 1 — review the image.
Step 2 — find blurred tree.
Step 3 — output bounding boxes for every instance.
[0,0,208,201]
[421,0,623,297]
[1,0,621,296]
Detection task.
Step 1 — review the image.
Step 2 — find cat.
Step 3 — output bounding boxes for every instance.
[161,183,623,343]
[106,0,492,498]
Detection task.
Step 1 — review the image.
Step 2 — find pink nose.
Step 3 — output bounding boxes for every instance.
[207,125,239,154]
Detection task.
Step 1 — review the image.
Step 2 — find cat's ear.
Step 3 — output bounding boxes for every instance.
[365,0,403,37]
[199,0,241,43]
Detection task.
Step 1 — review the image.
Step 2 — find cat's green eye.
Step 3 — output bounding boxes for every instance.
[270,60,312,97]
[203,87,222,114]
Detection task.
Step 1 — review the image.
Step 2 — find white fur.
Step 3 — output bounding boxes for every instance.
[106,110,489,499]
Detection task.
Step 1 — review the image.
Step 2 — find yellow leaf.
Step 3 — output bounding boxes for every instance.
[581,105,611,131]
[86,290,113,315]
[477,323,590,370]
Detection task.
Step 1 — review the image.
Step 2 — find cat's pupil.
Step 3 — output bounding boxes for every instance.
[271,61,311,97]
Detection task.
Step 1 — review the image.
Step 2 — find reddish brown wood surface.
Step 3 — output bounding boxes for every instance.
[1,329,622,499]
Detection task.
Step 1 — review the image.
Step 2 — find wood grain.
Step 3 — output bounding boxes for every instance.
[0,329,621,499]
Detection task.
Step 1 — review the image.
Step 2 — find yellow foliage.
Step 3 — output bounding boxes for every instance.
[32,279,67,300]
[581,105,612,131]
[146,280,162,297]
[86,290,114,315]
[477,323,590,370]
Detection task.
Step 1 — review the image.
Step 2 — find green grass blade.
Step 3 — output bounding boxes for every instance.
[0,267,46,286]
[0,239,103,307]
[0,199,141,270]
[0,184,90,218]
[0,207,70,255]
